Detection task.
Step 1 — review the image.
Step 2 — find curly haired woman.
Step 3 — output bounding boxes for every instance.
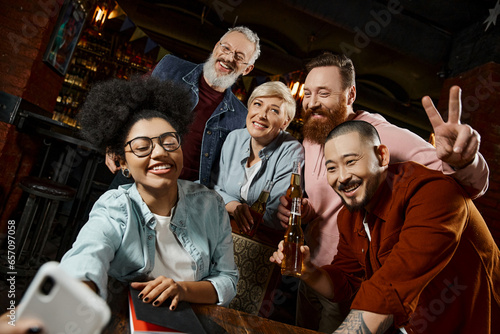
[59,76,238,310]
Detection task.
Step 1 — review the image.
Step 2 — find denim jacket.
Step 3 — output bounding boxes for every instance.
[152,55,248,188]
[59,180,238,306]
[214,129,304,230]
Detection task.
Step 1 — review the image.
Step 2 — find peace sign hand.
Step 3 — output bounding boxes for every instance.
[422,85,480,169]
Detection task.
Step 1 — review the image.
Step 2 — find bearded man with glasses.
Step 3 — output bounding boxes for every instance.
[106,26,260,189]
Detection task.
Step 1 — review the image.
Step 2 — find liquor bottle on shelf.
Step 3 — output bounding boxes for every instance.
[115,44,123,62]
[82,71,89,90]
[52,102,64,122]
[64,71,71,85]
[281,197,304,277]
[66,93,73,106]
[285,159,303,209]
[136,52,143,69]
[80,69,86,88]
[68,108,78,127]
[90,57,95,71]
[72,70,79,87]
[55,23,162,127]
[130,49,138,68]
[56,91,63,104]
[60,91,67,106]
[77,33,87,49]
[123,66,130,80]
[59,106,69,124]
[124,43,132,63]
[77,53,84,67]
[144,56,153,71]
[247,180,274,238]
[84,56,90,71]
[73,68,81,88]
[72,92,80,109]
[85,33,93,51]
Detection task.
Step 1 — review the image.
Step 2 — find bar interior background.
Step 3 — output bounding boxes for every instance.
[0,0,499,306]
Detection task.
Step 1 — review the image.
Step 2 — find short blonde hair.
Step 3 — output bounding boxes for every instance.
[247,81,296,129]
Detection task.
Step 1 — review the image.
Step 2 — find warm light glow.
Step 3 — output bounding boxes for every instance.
[92,3,109,29]
[291,82,299,96]
[299,83,304,97]
[108,3,125,19]
[96,8,104,21]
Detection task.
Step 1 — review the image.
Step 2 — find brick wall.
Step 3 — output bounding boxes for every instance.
[0,0,65,106]
[437,62,500,245]
[0,0,66,234]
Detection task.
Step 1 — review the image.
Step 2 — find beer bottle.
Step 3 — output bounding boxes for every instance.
[281,197,304,277]
[247,180,274,237]
[285,160,302,209]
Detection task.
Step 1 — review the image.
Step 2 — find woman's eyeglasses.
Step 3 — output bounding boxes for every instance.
[124,132,181,157]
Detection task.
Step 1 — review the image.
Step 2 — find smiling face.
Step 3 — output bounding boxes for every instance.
[302,66,356,144]
[120,118,182,199]
[246,96,289,148]
[324,131,388,211]
[203,31,255,91]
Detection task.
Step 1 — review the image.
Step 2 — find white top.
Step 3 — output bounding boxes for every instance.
[150,211,195,282]
[240,160,262,201]
[362,213,372,242]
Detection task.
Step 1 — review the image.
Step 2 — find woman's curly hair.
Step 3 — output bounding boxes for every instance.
[78,76,194,159]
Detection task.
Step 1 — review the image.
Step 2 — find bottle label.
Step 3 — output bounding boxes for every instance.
[281,240,303,277]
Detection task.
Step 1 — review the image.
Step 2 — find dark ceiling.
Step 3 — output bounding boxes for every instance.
[114,0,498,135]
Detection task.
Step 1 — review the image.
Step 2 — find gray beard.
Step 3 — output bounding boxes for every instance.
[203,54,240,90]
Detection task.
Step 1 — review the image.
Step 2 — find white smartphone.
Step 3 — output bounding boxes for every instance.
[16,261,111,334]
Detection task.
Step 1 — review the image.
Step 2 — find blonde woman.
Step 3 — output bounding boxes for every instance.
[214,81,304,231]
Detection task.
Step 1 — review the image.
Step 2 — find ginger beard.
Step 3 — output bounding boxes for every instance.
[302,96,349,145]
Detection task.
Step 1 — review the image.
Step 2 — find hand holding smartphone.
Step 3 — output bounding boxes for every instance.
[16,262,110,334]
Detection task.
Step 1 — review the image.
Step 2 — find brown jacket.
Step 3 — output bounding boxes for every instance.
[323,162,500,333]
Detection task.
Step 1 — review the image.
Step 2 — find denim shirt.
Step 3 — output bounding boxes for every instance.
[152,55,248,188]
[59,180,238,306]
[214,129,305,230]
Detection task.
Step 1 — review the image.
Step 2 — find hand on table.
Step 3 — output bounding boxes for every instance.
[422,85,480,169]
[131,277,185,311]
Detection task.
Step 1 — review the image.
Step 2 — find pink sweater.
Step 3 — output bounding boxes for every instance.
[304,111,489,266]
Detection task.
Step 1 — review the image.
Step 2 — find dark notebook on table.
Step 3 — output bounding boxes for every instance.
[128,287,206,334]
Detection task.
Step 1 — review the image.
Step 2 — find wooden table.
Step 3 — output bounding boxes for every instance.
[192,303,318,334]
[103,287,318,334]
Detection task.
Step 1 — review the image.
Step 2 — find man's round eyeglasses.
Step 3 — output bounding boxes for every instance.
[218,42,249,65]
[124,132,181,157]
